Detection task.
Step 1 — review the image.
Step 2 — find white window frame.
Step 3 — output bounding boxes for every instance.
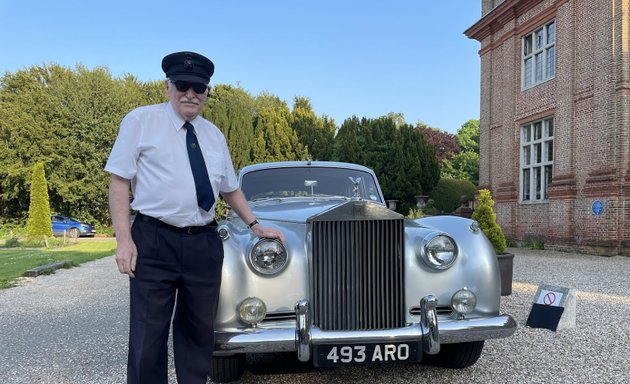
[520,117,554,203]
[522,20,556,90]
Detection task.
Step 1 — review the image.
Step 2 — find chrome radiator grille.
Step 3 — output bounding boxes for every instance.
[312,218,405,330]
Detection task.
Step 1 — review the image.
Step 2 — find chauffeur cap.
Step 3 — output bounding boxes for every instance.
[161,51,215,84]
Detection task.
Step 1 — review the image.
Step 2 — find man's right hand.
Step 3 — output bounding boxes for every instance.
[109,174,136,277]
[115,238,137,278]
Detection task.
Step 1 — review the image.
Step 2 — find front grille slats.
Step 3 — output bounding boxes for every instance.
[312,216,405,331]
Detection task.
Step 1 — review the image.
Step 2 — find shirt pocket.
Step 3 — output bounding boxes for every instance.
[205,152,226,184]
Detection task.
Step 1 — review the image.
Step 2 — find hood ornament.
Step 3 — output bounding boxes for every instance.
[348,177,362,199]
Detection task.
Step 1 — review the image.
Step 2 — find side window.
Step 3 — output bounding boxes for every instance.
[521,118,554,202]
[522,20,556,89]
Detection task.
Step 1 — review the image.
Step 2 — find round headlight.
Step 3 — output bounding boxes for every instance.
[249,238,289,275]
[421,234,458,270]
[238,297,267,325]
[451,288,477,315]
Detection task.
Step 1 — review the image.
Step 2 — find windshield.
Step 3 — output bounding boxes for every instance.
[241,167,383,203]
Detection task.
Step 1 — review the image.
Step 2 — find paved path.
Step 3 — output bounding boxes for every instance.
[0,250,628,383]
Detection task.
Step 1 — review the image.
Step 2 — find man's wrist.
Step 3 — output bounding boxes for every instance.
[247,219,259,229]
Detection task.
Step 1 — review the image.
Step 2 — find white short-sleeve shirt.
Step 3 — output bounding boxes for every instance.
[105,102,239,227]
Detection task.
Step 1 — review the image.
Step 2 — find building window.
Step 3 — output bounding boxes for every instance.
[522,20,555,89]
[521,118,554,202]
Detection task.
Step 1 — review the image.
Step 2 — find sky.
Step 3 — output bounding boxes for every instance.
[0,1,483,134]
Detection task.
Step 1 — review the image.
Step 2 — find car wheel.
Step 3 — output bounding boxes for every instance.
[209,354,246,383]
[68,228,80,238]
[424,341,484,368]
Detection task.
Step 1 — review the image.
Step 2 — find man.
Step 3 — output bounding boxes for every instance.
[105,51,284,384]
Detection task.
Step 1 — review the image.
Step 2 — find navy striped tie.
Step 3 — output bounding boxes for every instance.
[183,122,215,211]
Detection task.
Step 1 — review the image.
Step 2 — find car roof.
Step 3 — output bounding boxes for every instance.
[238,161,375,176]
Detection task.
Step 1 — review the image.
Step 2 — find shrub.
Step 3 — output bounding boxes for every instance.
[520,236,544,250]
[472,189,507,254]
[0,220,27,239]
[4,238,20,248]
[405,207,423,219]
[26,162,52,242]
[430,178,478,214]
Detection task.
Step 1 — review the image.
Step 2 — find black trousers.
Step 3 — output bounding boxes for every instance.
[127,215,223,384]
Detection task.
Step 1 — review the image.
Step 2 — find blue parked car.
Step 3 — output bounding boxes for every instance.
[51,215,96,238]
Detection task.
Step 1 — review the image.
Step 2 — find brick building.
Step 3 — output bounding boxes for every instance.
[465,0,629,255]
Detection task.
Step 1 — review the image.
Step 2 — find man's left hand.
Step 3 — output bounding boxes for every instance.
[252,225,285,244]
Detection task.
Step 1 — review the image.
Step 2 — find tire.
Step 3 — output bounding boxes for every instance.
[68,228,80,238]
[209,354,246,383]
[424,341,484,368]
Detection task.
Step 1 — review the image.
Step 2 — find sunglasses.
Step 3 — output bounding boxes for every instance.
[170,80,208,94]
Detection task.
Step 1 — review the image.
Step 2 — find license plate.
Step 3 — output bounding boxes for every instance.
[313,342,420,367]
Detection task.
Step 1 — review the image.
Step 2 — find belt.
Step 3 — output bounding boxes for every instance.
[135,212,217,234]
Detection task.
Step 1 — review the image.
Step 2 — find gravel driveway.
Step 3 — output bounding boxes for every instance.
[0,249,628,384]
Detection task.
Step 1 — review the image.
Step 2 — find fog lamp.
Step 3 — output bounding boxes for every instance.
[237,297,267,325]
[451,288,477,315]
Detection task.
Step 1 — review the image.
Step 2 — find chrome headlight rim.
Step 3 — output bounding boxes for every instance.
[248,238,289,276]
[419,232,458,270]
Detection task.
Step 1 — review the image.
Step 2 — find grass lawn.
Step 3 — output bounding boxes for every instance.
[0,240,117,289]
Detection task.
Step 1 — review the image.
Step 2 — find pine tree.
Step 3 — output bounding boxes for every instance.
[291,96,335,160]
[333,116,363,164]
[205,85,256,169]
[26,162,52,242]
[253,107,307,162]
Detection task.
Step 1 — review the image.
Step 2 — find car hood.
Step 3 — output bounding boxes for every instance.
[245,197,382,224]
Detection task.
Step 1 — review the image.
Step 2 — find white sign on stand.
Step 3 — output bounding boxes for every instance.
[526,284,576,331]
[536,289,564,306]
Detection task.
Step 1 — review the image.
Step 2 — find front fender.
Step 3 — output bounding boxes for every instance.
[404,216,501,319]
[216,219,308,328]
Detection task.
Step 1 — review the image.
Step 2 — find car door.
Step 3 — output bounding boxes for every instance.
[51,215,67,235]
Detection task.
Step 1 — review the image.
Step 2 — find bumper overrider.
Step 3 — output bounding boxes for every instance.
[214,295,517,363]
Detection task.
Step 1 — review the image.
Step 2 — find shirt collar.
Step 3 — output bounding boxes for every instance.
[165,102,202,131]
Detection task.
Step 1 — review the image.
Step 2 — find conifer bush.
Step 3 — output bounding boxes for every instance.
[472,189,507,254]
[430,178,478,214]
[26,162,52,243]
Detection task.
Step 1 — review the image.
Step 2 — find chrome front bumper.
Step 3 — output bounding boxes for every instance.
[214,295,517,361]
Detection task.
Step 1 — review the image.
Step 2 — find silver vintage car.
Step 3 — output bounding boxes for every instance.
[211,161,516,382]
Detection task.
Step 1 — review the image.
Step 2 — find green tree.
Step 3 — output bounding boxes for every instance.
[333,116,364,164]
[456,119,480,153]
[0,66,70,220]
[0,100,38,218]
[389,124,440,213]
[334,116,439,212]
[441,151,480,185]
[43,65,130,224]
[441,119,480,184]
[290,96,335,160]
[252,107,307,162]
[319,117,337,160]
[254,92,289,113]
[386,112,406,128]
[26,162,52,241]
[205,84,256,169]
[364,117,397,197]
[0,64,164,224]
[472,189,507,254]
